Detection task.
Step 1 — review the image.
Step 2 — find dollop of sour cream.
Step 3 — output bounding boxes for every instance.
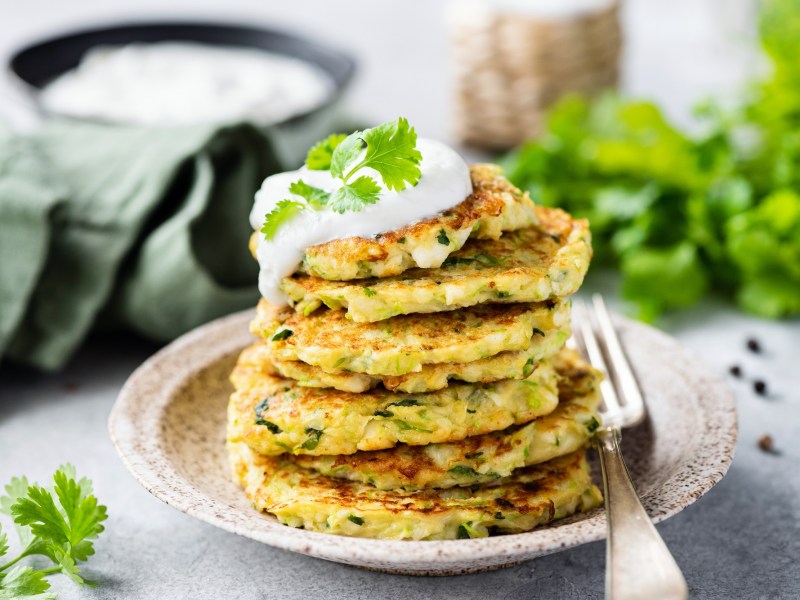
[40,42,333,126]
[250,138,473,305]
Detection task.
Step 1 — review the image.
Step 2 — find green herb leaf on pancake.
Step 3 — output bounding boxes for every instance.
[331,118,422,190]
[288,180,331,208]
[261,200,306,240]
[262,118,422,240]
[353,117,422,191]
[329,176,382,213]
[329,130,368,180]
[305,133,347,170]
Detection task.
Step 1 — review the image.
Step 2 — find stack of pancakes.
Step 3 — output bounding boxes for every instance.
[228,164,603,540]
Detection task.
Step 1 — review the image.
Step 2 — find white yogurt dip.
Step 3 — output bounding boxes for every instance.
[249,138,473,305]
[40,42,334,126]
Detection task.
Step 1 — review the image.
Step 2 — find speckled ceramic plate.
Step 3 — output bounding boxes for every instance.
[109,309,736,576]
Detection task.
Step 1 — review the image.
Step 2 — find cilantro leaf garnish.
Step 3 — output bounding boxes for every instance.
[0,466,108,598]
[0,530,6,563]
[0,476,32,547]
[305,133,347,170]
[329,176,382,213]
[51,545,88,587]
[260,181,330,242]
[12,469,105,564]
[355,117,422,191]
[260,200,306,240]
[288,180,330,208]
[329,131,367,180]
[331,117,422,191]
[0,565,55,599]
[261,118,423,241]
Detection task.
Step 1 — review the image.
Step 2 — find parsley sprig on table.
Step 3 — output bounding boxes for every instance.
[261,117,423,239]
[0,466,107,599]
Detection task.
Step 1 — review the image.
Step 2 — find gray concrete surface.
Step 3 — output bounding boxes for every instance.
[2,1,799,598]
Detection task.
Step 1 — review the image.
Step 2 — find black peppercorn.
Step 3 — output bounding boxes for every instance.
[746,338,761,353]
[758,434,776,454]
[729,365,742,377]
[754,380,767,395]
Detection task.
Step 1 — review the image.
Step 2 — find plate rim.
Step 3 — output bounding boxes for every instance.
[109,308,737,574]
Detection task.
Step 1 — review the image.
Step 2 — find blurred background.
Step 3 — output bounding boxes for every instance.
[1,0,760,136]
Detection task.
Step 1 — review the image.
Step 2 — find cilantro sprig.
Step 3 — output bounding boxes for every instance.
[329,117,422,192]
[261,117,423,239]
[0,466,108,598]
[260,200,305,240]
[304,133,347,170]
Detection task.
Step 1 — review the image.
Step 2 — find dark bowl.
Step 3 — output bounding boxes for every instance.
[5,21,356,164]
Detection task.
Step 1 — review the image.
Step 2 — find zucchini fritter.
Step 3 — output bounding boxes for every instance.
[229,444,602,540]
[232,323,569,394]
[281,206,590,322]
[292,349,601,490]
[227,359,560,456]
[275,164,536,281]
[251,298,570,377]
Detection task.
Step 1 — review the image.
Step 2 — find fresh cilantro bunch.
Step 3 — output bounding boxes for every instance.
[261,117,422,239]
[0,466,108,599]
[501,0,800,321]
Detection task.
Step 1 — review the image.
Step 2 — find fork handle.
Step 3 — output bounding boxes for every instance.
[597,428,689,600]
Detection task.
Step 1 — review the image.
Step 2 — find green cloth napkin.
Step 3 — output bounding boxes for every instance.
[0,121,282,370]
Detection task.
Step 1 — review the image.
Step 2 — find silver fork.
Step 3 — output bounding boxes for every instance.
[573,294,688,600]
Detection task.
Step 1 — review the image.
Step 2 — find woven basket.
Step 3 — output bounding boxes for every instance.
[448,0,622,150]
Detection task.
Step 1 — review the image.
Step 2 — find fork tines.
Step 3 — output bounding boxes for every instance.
[572,294,646,429]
